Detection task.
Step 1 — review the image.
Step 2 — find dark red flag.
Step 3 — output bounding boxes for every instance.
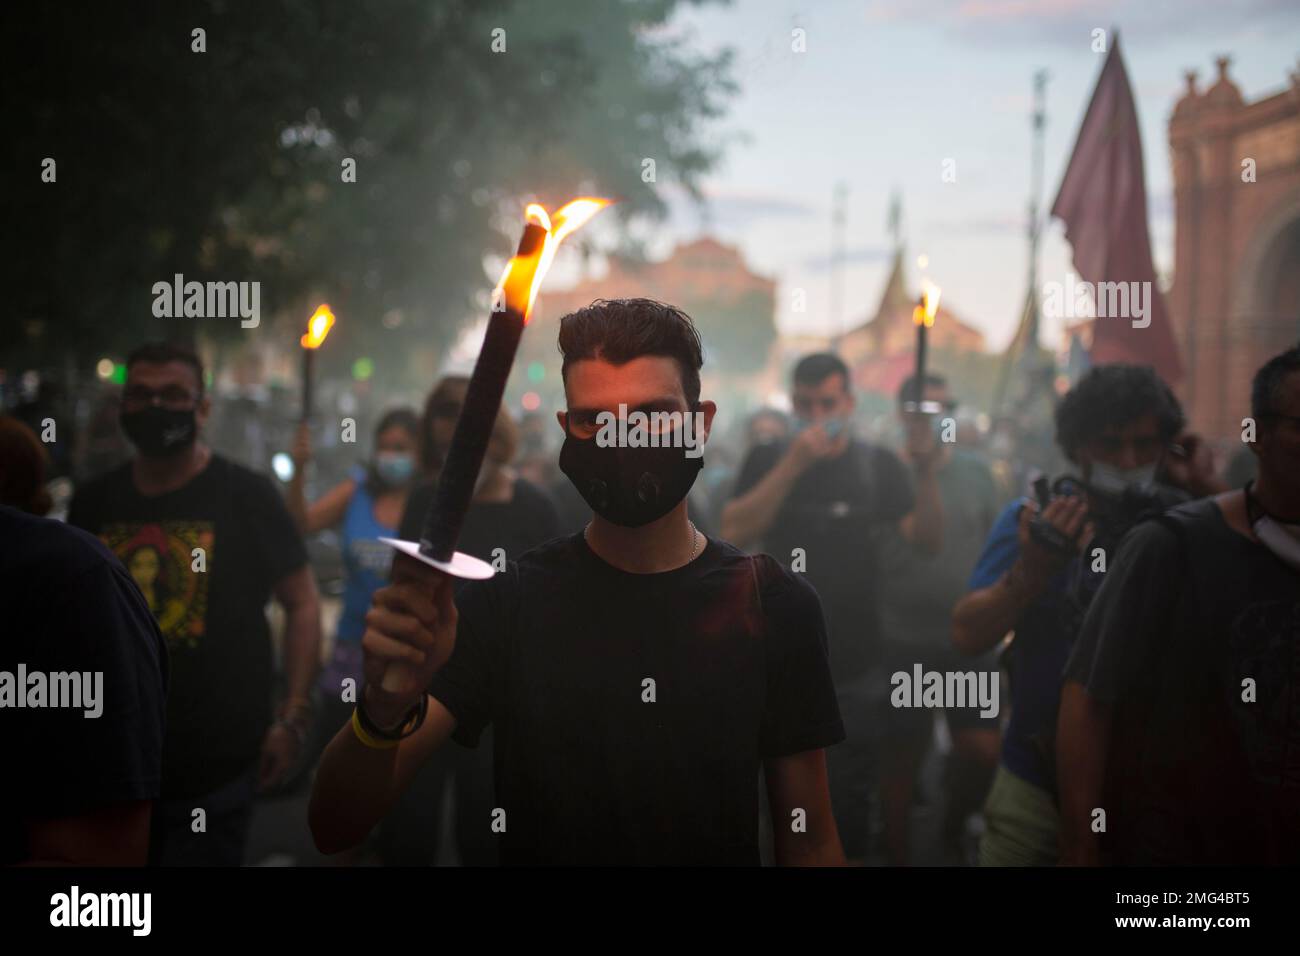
[1051,33,1182,384]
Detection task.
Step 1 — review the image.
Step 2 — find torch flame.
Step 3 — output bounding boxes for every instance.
[913,281,941,328]
[301,304,336,349]
[496,197,611,322]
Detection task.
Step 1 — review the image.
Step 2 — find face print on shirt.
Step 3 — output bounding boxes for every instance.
[101,521,214,649]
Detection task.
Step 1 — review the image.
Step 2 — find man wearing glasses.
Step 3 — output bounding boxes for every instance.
[68,342,321,865]
[722,352,943,863]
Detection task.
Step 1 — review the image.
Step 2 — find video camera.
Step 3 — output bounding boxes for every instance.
[1025,473,1186,556]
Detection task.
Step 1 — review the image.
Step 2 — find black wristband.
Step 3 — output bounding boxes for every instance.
[357,691,428,742]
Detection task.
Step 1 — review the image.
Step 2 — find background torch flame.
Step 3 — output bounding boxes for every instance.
[496,197,610,323]
[913,281,942,328]
[301,304,336,349]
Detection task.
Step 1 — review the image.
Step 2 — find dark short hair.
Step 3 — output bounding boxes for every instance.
[1055,364,1184,462]
[418,375,518,475]
[126,342,205,395]
[375,406,420,444]
[558,298,704,406]
[1251,346,1300,423]
[897,372,948,407]
[748,407,790,429]
[365,406,421,497]
[792,352,850,392]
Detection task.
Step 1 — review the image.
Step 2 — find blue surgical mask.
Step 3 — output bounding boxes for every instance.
[374,452,414,487]
[794,416,848,440]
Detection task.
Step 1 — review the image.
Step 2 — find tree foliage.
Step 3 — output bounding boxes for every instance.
[3,0,734,377]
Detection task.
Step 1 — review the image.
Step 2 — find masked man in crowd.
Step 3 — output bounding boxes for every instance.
[952,364,1223,866]
[311,298,846,865]
[69,342,321,866]
[721,352,942,863]
[1059,347,1300,865]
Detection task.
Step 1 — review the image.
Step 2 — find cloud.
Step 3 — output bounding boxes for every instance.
[865,0,1110,28]
[703,190,819,226]
[1148,190,1173,223]
[802,245,894,270]
[864,0,1300,46]
[663,186,819,232]
[956,0,1104,22]
[922,214,1026,236]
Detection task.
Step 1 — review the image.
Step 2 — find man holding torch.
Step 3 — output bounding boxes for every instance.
[310,295,846,863]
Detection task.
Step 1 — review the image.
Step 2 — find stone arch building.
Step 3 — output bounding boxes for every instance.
[1168,56,1300,448]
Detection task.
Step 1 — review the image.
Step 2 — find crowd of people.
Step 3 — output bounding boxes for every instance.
[2,297,1297,866]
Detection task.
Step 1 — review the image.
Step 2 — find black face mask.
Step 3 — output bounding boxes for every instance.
[120,406,198,457]
[559,427,704,528]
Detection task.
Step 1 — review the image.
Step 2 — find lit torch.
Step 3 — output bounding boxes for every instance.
[905,280,942,414]
[379,198,608,685]
[300,303,336,422]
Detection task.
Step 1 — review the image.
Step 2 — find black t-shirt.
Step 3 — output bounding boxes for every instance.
[731,440,914,683]
[398,476,561,566]
[67,454,307,799]
[1066,497,1300,864]
[0,505,168,865]
[428,533,845,865]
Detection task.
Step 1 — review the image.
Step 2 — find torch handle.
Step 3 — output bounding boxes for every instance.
[385,217,546,694]
[915,324,929,400]
[420,309,526,560]
[301,348,315,423]
[383,312,525,693]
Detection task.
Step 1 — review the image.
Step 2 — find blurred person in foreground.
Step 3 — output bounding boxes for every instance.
[1,415,167,865]
[311,298,845,865]
[876,373,1002,865]
[953,364,1224,866]
[721,352,942,863]
[1059,347,1300,865]
[372,376,559,866]
[67,342,321,866]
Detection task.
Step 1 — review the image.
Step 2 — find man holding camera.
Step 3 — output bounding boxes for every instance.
[1059,348,1300,865]
[951,365,1222,866]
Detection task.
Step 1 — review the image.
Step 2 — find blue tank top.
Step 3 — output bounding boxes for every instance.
[337,466,397,643]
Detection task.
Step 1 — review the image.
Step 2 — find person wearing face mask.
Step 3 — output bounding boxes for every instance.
[952,364,1223,866]
[67,342,321,866]
[876,374,1003,866]
[721,353,942,864]
[310,298,845,865]
[399,375,561,564]
[370,377,559,866]
[1059,347,1300,865]
[286,406,420,793]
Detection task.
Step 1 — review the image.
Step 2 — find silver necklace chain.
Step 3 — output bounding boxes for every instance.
[584,520,700,563]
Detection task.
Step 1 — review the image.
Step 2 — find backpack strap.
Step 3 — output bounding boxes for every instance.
[1146,499,1223,600]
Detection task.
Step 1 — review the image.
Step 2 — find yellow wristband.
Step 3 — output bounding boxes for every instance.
[351,708,401,750]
